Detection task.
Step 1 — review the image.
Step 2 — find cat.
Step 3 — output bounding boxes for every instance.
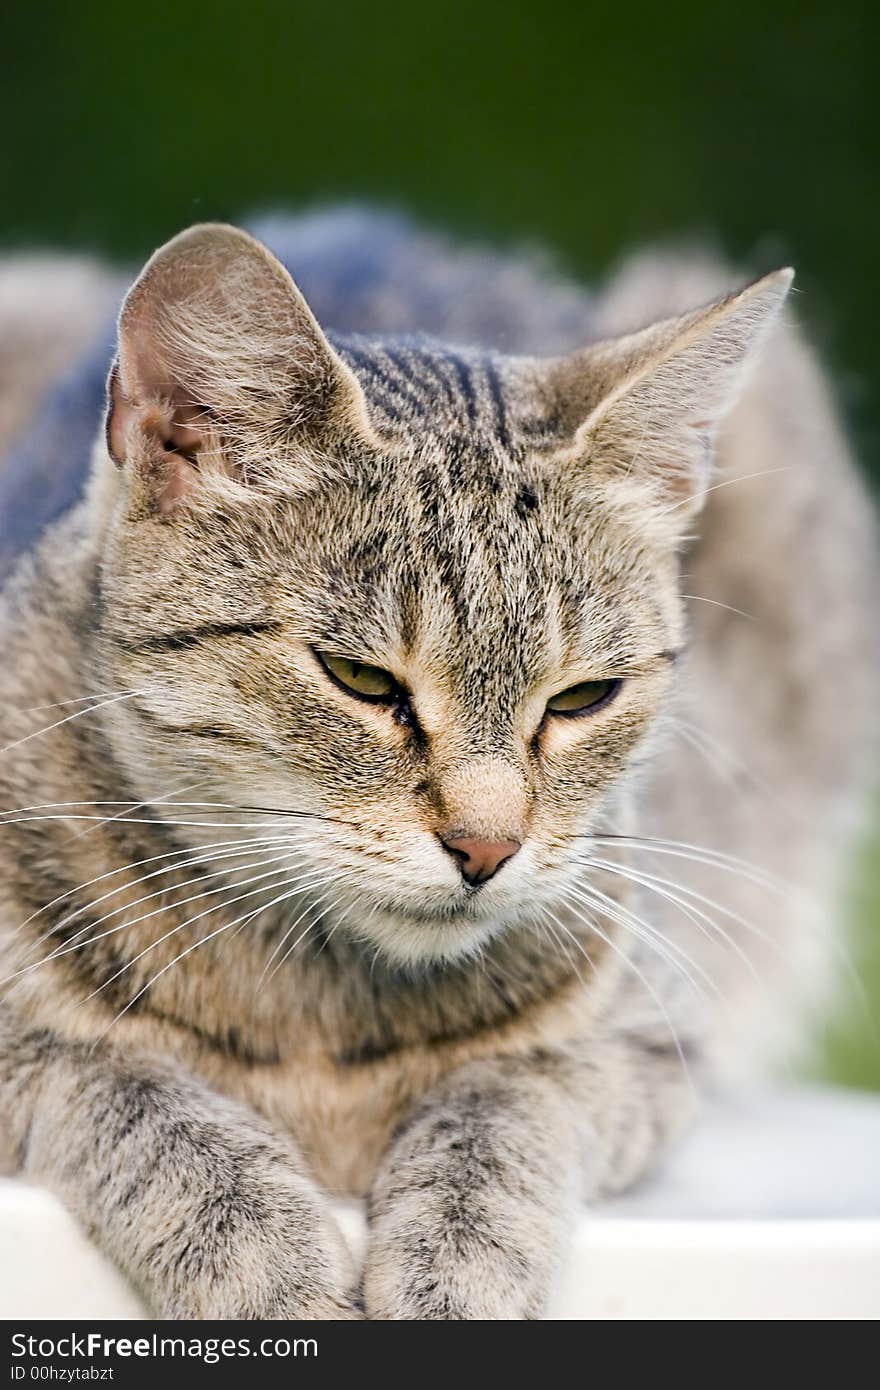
[0,210,876,1319]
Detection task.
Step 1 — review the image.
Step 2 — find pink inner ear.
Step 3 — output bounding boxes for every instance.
[106,368,208,515]
[164,400,209,455]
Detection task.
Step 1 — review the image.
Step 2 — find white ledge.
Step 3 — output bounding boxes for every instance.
[2,1086,879,1320]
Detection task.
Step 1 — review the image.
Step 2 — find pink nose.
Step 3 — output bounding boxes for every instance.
[441,835,522,885]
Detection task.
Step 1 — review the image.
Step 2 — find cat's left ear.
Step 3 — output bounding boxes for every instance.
[543,268,793,522]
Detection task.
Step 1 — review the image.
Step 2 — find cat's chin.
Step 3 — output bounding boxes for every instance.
[349,900,508,969]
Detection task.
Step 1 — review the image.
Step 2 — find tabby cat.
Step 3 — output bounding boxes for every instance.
[0,211,875,1318]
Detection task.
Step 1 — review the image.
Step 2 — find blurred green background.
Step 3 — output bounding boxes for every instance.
[1,0,877,1084]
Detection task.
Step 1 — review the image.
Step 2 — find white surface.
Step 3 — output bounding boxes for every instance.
[1,1087,878,1320]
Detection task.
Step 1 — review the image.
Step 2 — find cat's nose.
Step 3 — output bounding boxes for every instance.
[441,835,522,885]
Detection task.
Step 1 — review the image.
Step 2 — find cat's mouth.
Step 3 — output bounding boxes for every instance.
[341,861,553,965]
[369,883,490,926]
[392,892,486,925]
[346,894,510,966]
[279,835,555,964]
[340,837,563,935]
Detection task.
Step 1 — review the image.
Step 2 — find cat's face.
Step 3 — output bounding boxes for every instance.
[97,224,789,966]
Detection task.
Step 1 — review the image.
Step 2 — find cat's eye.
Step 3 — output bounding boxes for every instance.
[316,651,398,703]
[546,678,621,717]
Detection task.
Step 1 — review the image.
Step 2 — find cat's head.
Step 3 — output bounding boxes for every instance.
[97,224,790,966]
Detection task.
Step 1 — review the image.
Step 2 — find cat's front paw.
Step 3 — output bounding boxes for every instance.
[364,1271,544,1321]
[161,1273,364,1321]
[363,1227,548,1320]
[163,1287,363,1320]
[151,1187,362,1320]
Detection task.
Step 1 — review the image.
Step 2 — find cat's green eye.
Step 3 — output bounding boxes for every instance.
[317,651,398,703]
[546,678,621,717]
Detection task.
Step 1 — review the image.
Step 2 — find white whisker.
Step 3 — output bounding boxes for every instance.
[258,882,337,982]
[659,466,791,517]
[12,691,139,715]
[1,853,318,990]
[681,593,754,621]
[11,830,304,938]
[587,835,788,895]
[92,871,358,1043]
[65,778,209,845]
[0,690,144,756]
[36,834,302,950]
[30,842,305,965]
[548,894,695,1097]
[586,855,763,983]
[80,860,334,1010]
[565,878,718,1000]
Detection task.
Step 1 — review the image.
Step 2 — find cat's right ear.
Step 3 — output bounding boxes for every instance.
[105,223,376,514]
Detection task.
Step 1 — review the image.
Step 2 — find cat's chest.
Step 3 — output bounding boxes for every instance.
[238,1048,443,1195]
[185,969,597,1196]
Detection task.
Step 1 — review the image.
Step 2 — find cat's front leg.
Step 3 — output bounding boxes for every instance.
[363,1053,583,1320]
[1,1014,360,1319]
[363,1038,693,1320]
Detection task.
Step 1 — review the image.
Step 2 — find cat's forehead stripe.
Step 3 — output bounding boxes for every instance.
[336,336,521,455]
